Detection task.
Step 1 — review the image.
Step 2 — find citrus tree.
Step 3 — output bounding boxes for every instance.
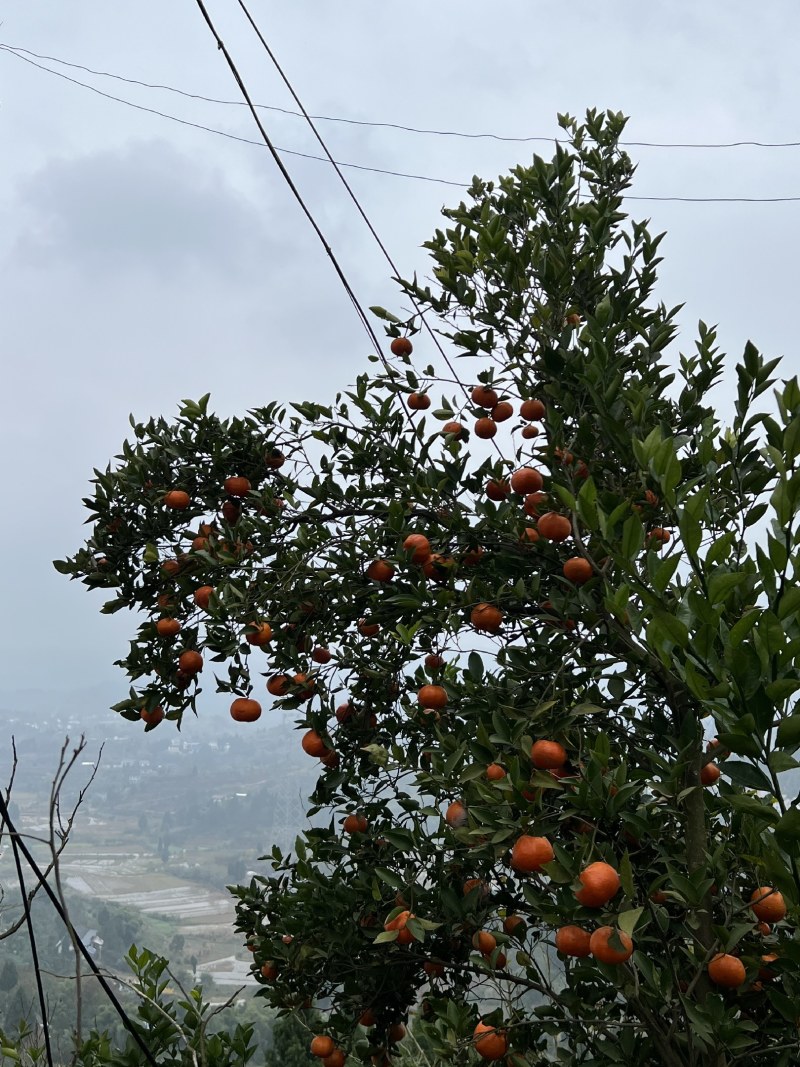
[57,110,800,1067]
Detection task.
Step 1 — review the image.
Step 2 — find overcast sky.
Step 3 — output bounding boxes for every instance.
[1,1,798,722]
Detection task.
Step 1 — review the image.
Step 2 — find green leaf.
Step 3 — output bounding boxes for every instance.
[724,795,778,822]
[369,305,402,324]
[721,761,772,793]
[707,572,746,605]
[373,929,399,944]
[467,652,485,682]
[777,715,800,750]
[775,807,800,846]
[617,907,644,937]
[768,750,800,774]
[374,867,405,889]
[621,515,645,560]
[728,609,760,648]
[766,679,800,703]
[143,543,159,564]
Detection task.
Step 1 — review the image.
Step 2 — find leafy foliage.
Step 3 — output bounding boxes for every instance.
[56,110,800,1065]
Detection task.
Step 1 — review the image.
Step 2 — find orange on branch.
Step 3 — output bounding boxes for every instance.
[589,926,633,964]
[510,835,554,872]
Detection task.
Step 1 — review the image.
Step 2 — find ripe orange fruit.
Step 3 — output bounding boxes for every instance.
[503,913,524,936]
[266,674,292,696]
[474,417,498,439]
[470,603,504,633]
[358,618,381,637]
[485,479,510,501]
[523,491,547,517]
[759,953,779,980]
[221,499,241,523]
[388,1022,406,1042]
[536,512,572,541]
[264,449,286,469]
[589,926,633,964]
[445,801,468,828]
[193,585,214,610]
[424,653,445,670]
[491,401,514,422]
[520,398,546,421]
[463,877,489,897]
[418,684,447,709]
[310,1036,335,1059]
[390,337,413,357]
[302,730,328,757]
[486,763,506,781]
[359,1008,377,1027]
[230,697,262,722]
[224,476,251,496]
[700,762,721,786]
[510,835,554,873]
[471,384,498,408]
[422,553,453,582]
[555,925,592,958]
[473,931,497,956]
[178,650,203,674]
[260,961,278,980]
[756,921,771,935]
[563,557,593,584]
[246,622,273,646]
[140,707,164,726]
[575,862,620,907]
[403,533,432,563]
[472,1021,508,1061]
[384,909,416,944]
[343,813,368,834]
[322,1051,345,1067]
[521,425,539,439]
[292,673,315,700]
[164,490,190,509]
[442,421,466,438]
[408,392,431,410]
[312,646,332,664]
[531,739,567,769]
[320,749,340,769]
[510,467,544,494]
[520,527,539,544]
[750,887,787,923]
[366,559,395,582]
[648,527,671,546]
[155,618,181,637]
[423,959,445,978]
[161,559,183,577]
[708,953,746,988]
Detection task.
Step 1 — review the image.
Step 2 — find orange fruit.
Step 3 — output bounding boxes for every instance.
[485,479,510,501]
[470,603,504,633]
[521,425,539,439]
[462,545,485,566]
[310,1036,335,1058]
[491,401,514,422]
[423,959,445,978]
[442,421,466,438]
[418,684,447,709]
[531,739,567,769]
[463,878,489,897]
[445,801,468,828]
[366,559,395,582]
[555,925,592,958]
[424,653,445,670]
[221,499,241,523]
[359,1008,377,1027]
[155,618,181,637]
[510,467,544,494]
[388,1022,406,1042]
[230,697,262,723]
[700,762,721,786]
[312,646,332,664]
[575,862,620,907]
[264,449,286,469]
[473,931,497,956]
[759,953,779,980]
[474,417,498,439]
[193,585,214,610]
[510,835,554,873]
[178,650,203,675]
[503,914,524,936]
[343,813,368,834]
[224,476,251,496]
[246,622,273,646]
[486,763,507,781]
[563,557,593,584]
[471,385,499,408]
[708,953,746,988]
[422,553,453,582]
[266,674,292,696]
[358,618,381,636]
[756,921,771,935]
[520,527,540,544]
[523,491,547,517]
[320,749,340,769]
[589,926,633,964]
[407,392,431,410]
[140,707,164,726]
[322,1051,345,1067]
[390,337,413,357]
[402,533,432,563]
[520,398,546,421]
[384,909,416,944]
[260,961,278,980]
[472,1021,508,1061]
[536,512,572,541]
[164,490,190,509]
[302,730,328,757]
[648,527,671,546]
[750,887,787,923]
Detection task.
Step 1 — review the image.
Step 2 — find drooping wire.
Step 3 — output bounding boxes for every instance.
[0,791,160,1067]
[5,42,800,151]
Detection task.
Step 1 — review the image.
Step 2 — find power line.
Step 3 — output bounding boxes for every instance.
[4,41,800,151]
[4,44,800,204]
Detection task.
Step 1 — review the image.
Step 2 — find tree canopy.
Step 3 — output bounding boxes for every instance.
[57,110,800,1067]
